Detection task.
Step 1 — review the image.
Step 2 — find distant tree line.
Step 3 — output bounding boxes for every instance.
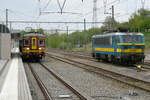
[20,9,150,50]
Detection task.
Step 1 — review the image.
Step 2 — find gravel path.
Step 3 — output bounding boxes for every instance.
[30,63,80,100]
[43,56,150,100]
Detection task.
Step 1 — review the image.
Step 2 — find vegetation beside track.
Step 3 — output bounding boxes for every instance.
[45,9,150,51]
[20,9,150,51]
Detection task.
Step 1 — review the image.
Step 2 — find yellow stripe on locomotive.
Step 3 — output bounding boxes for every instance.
[94,48,144,53]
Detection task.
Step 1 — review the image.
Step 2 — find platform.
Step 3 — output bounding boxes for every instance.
[0,47,32,100]
[0,60,8,74]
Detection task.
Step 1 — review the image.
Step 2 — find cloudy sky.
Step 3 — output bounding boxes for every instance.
[0,0,149,32]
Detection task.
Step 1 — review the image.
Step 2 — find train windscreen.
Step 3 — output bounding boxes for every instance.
[122,35,143,43]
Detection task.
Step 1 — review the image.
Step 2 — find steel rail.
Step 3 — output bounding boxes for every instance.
[142,62,150,70]
[39,63,93,100]
[48,49,150,70]
[46,53,150,92]
[27,63,54,100]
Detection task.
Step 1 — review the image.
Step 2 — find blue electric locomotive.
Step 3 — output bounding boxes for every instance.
[92,32,145,64]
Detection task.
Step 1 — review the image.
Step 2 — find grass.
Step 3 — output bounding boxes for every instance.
[72,43,92,53]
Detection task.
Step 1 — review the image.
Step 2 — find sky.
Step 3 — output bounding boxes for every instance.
[0,0,150,32]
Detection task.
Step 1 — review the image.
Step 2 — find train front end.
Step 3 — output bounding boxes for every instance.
[117,34,145,64]
[21,33,46,61]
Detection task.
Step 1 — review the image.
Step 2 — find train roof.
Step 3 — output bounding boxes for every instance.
[92,32,144,38]
[23,33,45,37]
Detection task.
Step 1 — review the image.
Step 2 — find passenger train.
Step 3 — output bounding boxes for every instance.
[92,32,145,64]
[19,33,46,61]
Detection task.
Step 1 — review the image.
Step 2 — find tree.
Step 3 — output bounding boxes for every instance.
[138,9,150,18]
[37,28,44,33]
[103,16,119,30]
[30,29,36,33]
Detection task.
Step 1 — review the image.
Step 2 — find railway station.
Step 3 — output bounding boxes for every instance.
[0,30,150,100]
[1,0,150,100]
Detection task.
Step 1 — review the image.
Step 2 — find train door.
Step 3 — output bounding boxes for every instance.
[113,36,120,56]
[32,37,37,49]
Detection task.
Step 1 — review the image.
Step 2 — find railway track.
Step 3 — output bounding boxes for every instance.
[46,52,150,93]
[48,50,150,71]
[48,49,91,59]
[27,63,93,100]
[27,63,53,100]
[142,62,150,70]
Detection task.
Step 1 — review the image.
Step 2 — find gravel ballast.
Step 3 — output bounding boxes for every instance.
[43,56,150,100]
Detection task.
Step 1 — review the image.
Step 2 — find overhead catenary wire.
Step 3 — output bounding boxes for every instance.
[2,0,147,32]
[57,0,67,14]
[42,0,52,11]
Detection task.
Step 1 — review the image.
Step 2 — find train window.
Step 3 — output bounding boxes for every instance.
[94,37,112,46]
[24,40,30,46]
[122,35,132,43]
[39,40,44,46]
[132,35,143,43]
[122,35,143,43]
[33,39,35,46]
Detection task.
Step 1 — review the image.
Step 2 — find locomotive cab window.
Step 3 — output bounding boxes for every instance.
[24,40,30,46]
[39,40,44,46]
[122,35,143,43]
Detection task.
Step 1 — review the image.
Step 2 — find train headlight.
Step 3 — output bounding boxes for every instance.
[25,48,30,50]
[39,48,42,50]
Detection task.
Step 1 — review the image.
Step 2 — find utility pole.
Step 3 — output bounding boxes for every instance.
[56,29,58,48]
[93,0,97,28]
[84,18,86,50]
[141,0,145,9]
[66,26,69,49]
[63,33,64,50]
[6,8,8,28]
[103,0,107,14]
[38,0,41,15]
[9,21,12,33]
[112,5,115,31]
